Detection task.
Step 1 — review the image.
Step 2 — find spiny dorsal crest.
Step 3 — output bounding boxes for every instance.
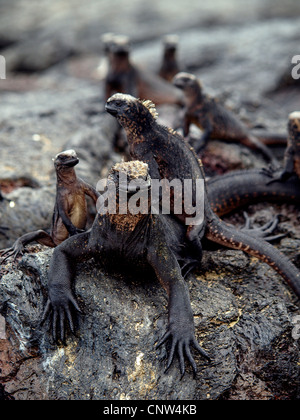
[140,99,159,120]
[168,127,178,135]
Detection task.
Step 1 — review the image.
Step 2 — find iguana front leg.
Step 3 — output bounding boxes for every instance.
[82,181,100,203]
[42,231,93,342]
[57,199,85,236]
[0,230,55,263]
[147,242,210,376]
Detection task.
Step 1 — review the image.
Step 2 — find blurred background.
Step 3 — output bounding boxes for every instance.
[0,0,300,92]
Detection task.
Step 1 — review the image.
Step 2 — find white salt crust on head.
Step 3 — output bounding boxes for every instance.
[111,160,149,180]
[55,149,77,160]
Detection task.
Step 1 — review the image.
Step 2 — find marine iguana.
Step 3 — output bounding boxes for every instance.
[104,35,184,106]
[268,111,300,183]
[158,35,181,82]
[95,32,115,81]
[207,167,300,216]
[0,150,99,262]
[206,112,300,216]
[105,93,300,299]
[104,35,139,100]
[172,72,280,163]
[42,161,209,376]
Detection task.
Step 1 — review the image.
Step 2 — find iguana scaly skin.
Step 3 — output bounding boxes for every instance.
[0,150,99,262]
[173,72,278,163]
[42,161,209,376]
[207,167,300,216]
[105,93,300,299]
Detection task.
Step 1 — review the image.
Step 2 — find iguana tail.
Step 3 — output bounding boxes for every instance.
[205,216,300,298]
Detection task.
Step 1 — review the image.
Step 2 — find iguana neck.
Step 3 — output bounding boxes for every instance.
[56,168,77,186]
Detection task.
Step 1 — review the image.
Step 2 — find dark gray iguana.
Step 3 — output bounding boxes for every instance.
[41,97,300,377]
[207,112,300,215]
[42,161,209,376]
[105,93,300,299]
[173,72,281,163]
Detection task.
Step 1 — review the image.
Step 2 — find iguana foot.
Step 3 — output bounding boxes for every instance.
[157,323,210,377]
[241,212,286,242]
[0,240,25,263]
[42,287,82,343]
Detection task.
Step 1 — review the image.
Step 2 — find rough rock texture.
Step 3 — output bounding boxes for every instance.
[0,242,299,400]
[1,0,300,400]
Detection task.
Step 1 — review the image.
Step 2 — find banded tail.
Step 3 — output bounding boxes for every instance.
[206,218,300,298]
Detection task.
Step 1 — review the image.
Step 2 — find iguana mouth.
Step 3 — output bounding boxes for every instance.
[64,157,79,167]
[105,103,118,116]
[173,78,185,89]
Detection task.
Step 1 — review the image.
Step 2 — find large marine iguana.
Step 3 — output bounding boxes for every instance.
[42,161,210,376]
[105,93,300,299]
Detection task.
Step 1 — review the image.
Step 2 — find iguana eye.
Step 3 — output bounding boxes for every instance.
[115,100,122,107]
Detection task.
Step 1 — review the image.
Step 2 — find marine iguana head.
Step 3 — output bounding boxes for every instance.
[162,34,179,54]
[172,72,203,105]
[104,161,151,228]
[108,160,151,194]
[54,150,79,170]
[101,32,115,55]
[109,35,131,56]
[105,93,158,135]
